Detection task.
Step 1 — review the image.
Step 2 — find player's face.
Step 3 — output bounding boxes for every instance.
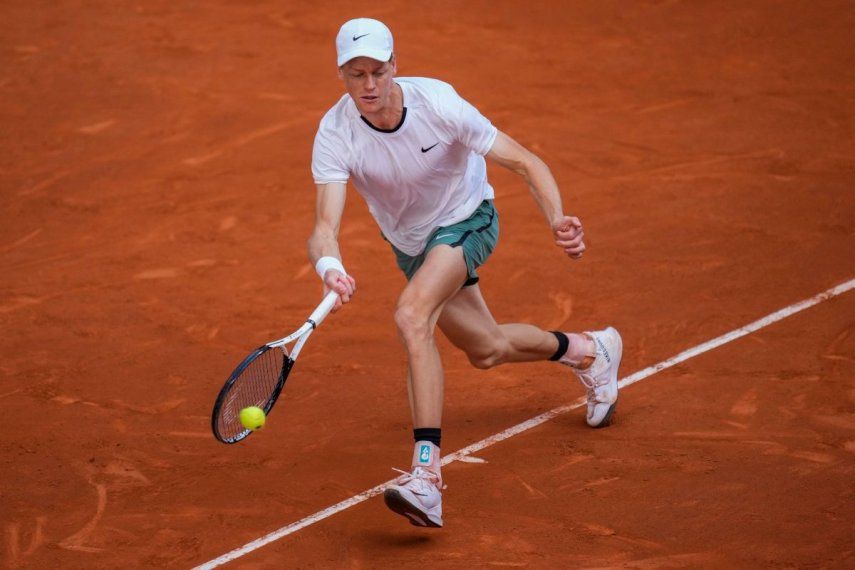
[339,56,397,116]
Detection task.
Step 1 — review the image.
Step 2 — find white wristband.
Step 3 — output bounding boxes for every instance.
[315,256,346,280]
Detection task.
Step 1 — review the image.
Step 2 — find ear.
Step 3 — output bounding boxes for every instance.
[389,54,397,75]
[337,66,344,80]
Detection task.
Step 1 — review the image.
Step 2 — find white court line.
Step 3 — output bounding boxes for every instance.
[193,278,855,570]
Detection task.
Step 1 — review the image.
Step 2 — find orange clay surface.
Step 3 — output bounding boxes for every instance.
[1,1,854,568]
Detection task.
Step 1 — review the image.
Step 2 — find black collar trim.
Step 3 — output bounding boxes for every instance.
[360,107,407,133]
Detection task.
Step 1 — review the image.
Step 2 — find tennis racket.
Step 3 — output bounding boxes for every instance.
[211,291,339,444]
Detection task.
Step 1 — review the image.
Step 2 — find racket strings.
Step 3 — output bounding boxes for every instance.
[216,346,289,441]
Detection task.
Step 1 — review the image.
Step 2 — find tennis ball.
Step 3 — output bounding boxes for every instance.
[239,406,266,431]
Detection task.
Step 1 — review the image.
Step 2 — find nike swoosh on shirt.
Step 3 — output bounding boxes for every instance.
[421,143,439,153]
[352,33,370,41]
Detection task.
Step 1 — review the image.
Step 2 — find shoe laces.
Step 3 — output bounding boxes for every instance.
[577,359,608,388]
[576,355,611,399]
[392,466,445,491]
[576,370,597,390]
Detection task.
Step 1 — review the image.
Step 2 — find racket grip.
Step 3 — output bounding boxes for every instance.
[307,291,340,329]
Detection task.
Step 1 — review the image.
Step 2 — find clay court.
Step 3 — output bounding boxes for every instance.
[2,1,853,568]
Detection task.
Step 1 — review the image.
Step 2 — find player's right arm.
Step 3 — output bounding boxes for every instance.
[307,182,356,311]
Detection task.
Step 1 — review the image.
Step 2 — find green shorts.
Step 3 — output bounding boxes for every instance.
[387,200,499,287]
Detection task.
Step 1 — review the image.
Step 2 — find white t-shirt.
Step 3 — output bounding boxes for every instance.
[312,77,498,256]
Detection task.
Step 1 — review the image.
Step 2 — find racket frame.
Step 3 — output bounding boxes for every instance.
[211,291,339,444]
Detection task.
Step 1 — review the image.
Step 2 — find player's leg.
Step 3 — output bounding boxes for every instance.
[438,284,623,428]
[437,284,593,368]
[395,243,469,427]
[384,243,468,528]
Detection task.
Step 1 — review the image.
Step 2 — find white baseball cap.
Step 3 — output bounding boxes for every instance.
[335,18,394,67]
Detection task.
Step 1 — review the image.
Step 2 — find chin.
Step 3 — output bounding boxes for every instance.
[356,100,379,115]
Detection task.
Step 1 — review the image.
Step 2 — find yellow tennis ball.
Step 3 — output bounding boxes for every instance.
[239,406,266,431]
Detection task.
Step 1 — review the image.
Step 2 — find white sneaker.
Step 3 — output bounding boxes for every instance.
[384,466,443,527]
[564,327,623,428]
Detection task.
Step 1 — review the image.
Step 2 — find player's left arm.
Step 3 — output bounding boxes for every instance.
[485,130,585,259]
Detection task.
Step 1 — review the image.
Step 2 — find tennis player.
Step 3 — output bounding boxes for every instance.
[308,18,622,528]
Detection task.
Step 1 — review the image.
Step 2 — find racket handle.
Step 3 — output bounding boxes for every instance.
[307,291,340,329]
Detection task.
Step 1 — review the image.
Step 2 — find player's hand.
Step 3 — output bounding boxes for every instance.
[323,270,356,312]
[552,215,586,259]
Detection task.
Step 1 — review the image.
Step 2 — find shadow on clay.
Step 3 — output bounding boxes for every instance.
[357,528,436,548]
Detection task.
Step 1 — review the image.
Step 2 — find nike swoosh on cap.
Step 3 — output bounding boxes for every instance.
[352,33,370,41]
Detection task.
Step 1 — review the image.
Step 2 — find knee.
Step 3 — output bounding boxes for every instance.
[466,339,510,370]
[394,302,432,345]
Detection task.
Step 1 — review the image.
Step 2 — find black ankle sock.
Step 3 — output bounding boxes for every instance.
[414,427,441,448]
[549,331,569,361]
